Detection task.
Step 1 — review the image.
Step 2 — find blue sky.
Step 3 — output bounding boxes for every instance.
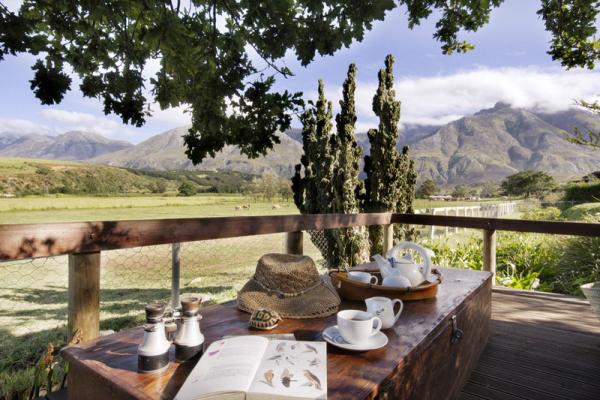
[1,0,599,143]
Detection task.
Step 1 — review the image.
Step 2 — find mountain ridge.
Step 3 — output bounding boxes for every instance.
[409,103,600,184]
[2,103,600,184]
[90,126,303,177]
[0,130,132,160]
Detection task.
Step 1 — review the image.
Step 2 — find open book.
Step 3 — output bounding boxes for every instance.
[174,336,327,400]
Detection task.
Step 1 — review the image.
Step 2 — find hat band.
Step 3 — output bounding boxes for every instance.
[251,276,324,298]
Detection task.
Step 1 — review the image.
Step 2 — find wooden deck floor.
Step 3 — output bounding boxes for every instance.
[460,288,600,400]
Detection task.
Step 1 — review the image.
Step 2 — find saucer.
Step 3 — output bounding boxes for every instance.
[322,325,388,351]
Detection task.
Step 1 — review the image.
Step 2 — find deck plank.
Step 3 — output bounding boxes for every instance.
[459,288,600,400]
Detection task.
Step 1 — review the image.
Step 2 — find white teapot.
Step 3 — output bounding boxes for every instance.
[372,241,435,287]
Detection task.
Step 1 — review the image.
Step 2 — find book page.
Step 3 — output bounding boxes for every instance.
[174,336,270,400]
[247,340,327,400]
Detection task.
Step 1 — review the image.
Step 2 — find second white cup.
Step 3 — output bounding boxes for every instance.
[347,271,378,285]
[337,310,382,345]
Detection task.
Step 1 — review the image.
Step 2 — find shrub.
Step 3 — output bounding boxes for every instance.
[429,238,483,270]
[496,263,541,290]
[428,231,562,292]
[553,216,600,295]
[495,232,561,285]
[149,181,168,193]
[553,236,600,295]
[35,165,52,175]
[561,203,600,221]
[178,181,196,196]
[522,207,561,221]
[563,181,600,203]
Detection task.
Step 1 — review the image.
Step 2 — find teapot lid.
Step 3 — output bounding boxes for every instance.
[395,254,415,264]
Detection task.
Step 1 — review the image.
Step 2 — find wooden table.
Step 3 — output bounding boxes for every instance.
[62,268,492,400]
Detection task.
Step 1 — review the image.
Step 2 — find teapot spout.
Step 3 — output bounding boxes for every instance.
[372,254,392,279]
[372,254,388,268]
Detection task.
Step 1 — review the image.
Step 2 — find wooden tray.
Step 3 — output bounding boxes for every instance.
[329,269,443,301]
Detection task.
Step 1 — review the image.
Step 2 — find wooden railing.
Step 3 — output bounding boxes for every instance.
[1,212,599,342]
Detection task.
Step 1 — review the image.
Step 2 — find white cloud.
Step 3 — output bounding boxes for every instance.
[147,104,191,126]
[314,66,600,127]
[6,66,600,141]
[38,109,138,138]
[0,118,53,135]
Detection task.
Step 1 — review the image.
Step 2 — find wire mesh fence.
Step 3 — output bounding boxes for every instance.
[0,232,327,397]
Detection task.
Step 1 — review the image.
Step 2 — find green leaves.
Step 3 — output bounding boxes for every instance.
[566,99,600,148]
[500,170,557,198]
[3,0,600,163]
[404,0,505,55]
[101,69,148,127]
[538,0,600,69]
[29,60,71,105]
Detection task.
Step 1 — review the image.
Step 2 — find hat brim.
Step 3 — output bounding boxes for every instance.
[237,279,340,319]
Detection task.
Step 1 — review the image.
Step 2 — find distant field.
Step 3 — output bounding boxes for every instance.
[0,193,505,224]
[0,195,295,224]
[0,156,81,172]
[0,156,257,197]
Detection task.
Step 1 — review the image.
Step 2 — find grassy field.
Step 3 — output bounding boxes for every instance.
[0,194,297,223]
[0,193,505,224]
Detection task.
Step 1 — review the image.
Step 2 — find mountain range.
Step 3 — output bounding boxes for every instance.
[0,130,132,160]
[410,102,600,184]
[91,127,302,176]
[1,103,600,185]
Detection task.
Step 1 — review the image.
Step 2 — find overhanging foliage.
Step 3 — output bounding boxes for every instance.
[1,1,598,163]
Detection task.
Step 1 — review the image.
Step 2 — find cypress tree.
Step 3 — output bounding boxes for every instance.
[330,64,370,266]
[395,145,418,241]
[294,55,416,264]
[292,80,339,267]
[363,54,415,255]
[293,80,335,214]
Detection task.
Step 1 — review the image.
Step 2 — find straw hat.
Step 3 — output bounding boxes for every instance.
[237,253,340,319]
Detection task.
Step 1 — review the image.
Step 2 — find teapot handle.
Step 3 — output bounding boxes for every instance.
[386,241,435,283]
[392,299,404,322]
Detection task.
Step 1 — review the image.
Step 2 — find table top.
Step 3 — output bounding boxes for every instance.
[62,268,491,400]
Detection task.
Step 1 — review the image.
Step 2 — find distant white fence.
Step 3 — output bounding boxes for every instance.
[415,202,518,239]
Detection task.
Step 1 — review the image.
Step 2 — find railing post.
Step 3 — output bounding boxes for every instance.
[454,208,460,233]
[383,224,394,252]
[430,209,436,239]
[444,209,449,237]
[286,231,304,255]
[68,252,101,342]
[483,229,497,285]
[171,243,182,310]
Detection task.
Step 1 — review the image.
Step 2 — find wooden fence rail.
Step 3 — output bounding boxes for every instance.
[1,212,600,342]
[0,213,392,261]
[414,202,518,239]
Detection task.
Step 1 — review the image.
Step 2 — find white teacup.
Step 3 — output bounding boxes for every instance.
[337,310,382,345]
[347,271,378,285]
